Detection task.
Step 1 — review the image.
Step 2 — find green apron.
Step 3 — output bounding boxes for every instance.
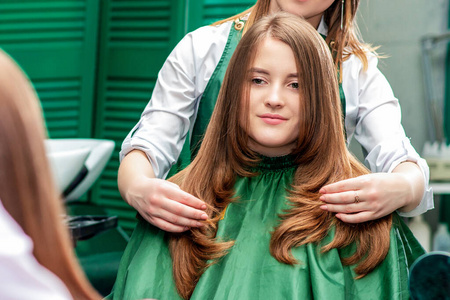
[167,20,347,177]
[108,155,424,300]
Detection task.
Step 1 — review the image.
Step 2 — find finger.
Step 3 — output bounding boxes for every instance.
[156,208,206,228]
[320,202,366,215]
[320,177,364,194]
[335,211,375,224]
[320,190,360,204]
[160,199,209,221]
[165,186,207,210]
[148,216,190,233]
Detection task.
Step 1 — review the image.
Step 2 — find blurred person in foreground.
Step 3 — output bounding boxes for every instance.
[0,49,101,300]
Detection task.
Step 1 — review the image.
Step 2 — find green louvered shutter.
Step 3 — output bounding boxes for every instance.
[0,0,99,138]
[187,0,256,31]
[91,0,186,233]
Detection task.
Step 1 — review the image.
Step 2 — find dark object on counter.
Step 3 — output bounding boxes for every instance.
[409,251,450,300]
[67,215,118,242]
[66,202,129,296]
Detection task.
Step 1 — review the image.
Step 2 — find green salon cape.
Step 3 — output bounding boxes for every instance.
[108,155,425,300]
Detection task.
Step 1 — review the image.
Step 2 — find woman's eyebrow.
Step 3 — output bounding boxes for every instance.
[249,67,269,75]
[248,68,298,78]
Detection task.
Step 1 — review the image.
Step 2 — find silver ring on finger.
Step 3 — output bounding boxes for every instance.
[354,191,360,203]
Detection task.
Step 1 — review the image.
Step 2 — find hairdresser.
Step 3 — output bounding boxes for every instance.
[118,0,433,232]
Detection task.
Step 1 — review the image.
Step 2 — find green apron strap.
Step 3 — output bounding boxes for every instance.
[167,20,244,177]
[190,22,244,156]
[338,70,347,143]
[320,34,347,142]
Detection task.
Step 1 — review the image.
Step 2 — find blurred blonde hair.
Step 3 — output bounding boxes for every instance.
[0,50,100,300]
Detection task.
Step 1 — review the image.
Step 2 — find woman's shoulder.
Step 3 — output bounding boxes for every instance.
[184,21,233,51]
[343,47,379,71]
[190,20,233,39]
[342,48,383,89]
[170,20,233,63]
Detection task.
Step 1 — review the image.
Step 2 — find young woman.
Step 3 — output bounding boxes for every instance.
[109,13,425,300]
[118,0,433,233]
[0,50,101,300]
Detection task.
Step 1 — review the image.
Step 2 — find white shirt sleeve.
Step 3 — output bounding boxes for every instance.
[120,21,232,179]
[342,53,433,217]
[0,201,73,300]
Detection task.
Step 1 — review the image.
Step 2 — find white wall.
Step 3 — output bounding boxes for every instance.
[354,1,449,234]
[353,0,448,155]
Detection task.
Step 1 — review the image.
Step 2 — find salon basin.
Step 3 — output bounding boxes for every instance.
[45,139,115,201]
[46,140,90,195]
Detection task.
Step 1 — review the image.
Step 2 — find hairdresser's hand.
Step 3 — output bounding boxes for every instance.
[118,150,208,232]
[127,177,208,232]
[318,162,424,223]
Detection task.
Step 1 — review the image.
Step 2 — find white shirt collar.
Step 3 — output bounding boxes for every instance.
[317,16,328,36]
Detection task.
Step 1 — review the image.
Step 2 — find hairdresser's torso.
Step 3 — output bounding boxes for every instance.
[121,17,418,179]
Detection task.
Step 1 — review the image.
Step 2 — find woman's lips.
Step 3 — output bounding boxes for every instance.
[260,113,287,125]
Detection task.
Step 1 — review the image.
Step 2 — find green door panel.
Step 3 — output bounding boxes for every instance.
[92,0,257,234]
[187,0,256,31]
[91,0,187,233]
[0,0,256,235]
[0,0,100,138]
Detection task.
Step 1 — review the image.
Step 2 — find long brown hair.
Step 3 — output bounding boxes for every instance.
[169,13,392,299]
[0,50,100,300]
[213,0,374,73]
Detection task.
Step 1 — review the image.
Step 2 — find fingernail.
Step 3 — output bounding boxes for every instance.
[319,188,325,194]
[319,196,325,201]
[196,222,204,227]
[320,205,327,210]
[201,204,207,210]
[200,213,208,220]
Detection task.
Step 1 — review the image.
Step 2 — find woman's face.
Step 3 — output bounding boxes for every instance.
[242,37,301,157]
[268,0,335,28]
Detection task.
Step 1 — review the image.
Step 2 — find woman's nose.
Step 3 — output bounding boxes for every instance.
[264,85,284,108]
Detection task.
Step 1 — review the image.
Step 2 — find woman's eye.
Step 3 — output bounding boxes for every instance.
[252,78,265,85]
[290,82,299,89]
